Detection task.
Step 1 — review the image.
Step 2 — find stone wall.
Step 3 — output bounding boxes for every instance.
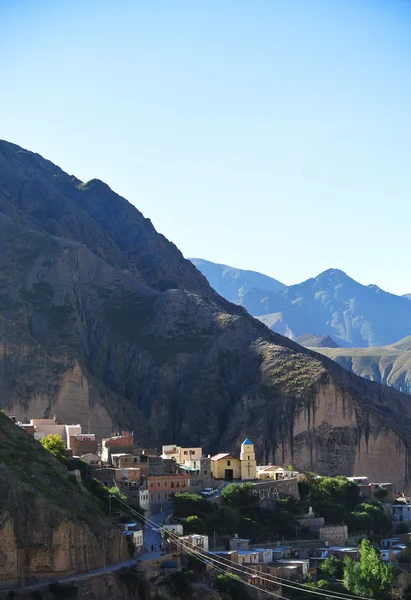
[319,525,348,545]
[251,478,300,509]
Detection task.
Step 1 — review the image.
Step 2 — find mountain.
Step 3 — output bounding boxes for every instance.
[2,141,411,490]
[193,260,411,348]
[315,335,411,396]
[0,411,128,585]
[296,334,339,349]
[190,258,285,313]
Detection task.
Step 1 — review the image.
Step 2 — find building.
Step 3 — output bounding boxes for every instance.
[237,550,260,565]
[180,534,209,552]
[139,489,150,512]
[392,504,411,524]
[211,453,241,481]
[209,550,239,567]
[122,523,144,554]
[178,457,212,491]
[115,467,141,502]
[69,433,98,456]
[111,453,139,468]
[161,445,202,463]
[26,418,82,446]
[229,536,250,551]
[253,548,273,563]
[81,452,100,466]
[101,431,134,464]
[142,473,190,510]
[240,438,257,481]
[256,465,299,481]
[163,524,184,536]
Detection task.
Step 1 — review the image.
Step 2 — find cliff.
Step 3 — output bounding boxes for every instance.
[1,140,411,491]
[0,412,129,587]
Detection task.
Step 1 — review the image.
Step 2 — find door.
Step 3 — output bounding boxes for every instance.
[224,469,233,481]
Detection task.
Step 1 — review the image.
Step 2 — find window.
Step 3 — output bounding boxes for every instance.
[227,460,231,466]
[248,455,250,460]
[184,450,188,455]
[134,457,137,463]
[204,470,207,475]
[171,482,175,488]
[150,483,153,488]
[182,482,186,487]
[164,482,167,487]
[176,482,180,488]
[158,482,161,487]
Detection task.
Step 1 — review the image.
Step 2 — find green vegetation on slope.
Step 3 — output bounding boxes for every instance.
[315,337,411,395]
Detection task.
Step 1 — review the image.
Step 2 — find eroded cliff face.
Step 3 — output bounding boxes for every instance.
[0,413,129,586]
[1,140,411,490]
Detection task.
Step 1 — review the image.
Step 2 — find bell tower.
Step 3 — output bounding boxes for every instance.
[240,437,256,480]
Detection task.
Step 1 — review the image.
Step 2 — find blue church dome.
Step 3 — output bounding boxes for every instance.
[242,438,253,445]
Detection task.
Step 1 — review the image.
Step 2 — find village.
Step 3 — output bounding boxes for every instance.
[13,415,411,597]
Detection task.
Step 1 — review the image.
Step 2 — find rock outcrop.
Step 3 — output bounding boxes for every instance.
[1,140,411,491]
[0,412,129,586]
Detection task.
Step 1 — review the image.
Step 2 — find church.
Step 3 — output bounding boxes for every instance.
[210,438,257,481]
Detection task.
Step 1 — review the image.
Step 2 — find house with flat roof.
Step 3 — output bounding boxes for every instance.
[237,549,260,564]
[229,536,250,551]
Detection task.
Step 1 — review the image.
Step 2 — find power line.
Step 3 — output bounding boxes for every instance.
[110,494,374,600]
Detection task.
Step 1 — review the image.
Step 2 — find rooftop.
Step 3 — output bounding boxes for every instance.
[210,453,232,461]
[242,438,253,445]
[238,550,259,556]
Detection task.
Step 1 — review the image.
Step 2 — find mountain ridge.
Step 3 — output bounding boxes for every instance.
[2,139,411,490]
[192,258,411,348]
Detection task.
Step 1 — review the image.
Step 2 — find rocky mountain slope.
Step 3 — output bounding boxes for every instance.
[2,140,411,489]
[296,334,339,349]
[315,335,411,396]
[193,260,411,348]
[0,411,129,586]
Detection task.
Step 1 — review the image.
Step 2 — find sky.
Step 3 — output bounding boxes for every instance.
[1,0,410,294]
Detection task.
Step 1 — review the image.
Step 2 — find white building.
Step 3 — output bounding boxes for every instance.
[253,548,273,563]
[392,504,411,523]
[161,444,202,463]
[180,534,209,552]
[139,489,150,512]
[30,418,82,447]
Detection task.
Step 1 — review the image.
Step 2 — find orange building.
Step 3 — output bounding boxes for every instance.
[144,473,190,507]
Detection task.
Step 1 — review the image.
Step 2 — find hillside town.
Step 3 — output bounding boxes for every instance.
[7,413,411,598]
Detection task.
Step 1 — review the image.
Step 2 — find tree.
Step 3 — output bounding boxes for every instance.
[40,433,66,461]
[221,483,258,509]
[288,464,296,471]
[216,573,250,600]
[320,555,343,579]
[183,515,206,534]
[108,486,127,502]
[374,487,388,501]
[171,492,213,518]
[343,539,395,600]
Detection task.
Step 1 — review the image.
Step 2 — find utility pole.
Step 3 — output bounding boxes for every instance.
[213,531,216,551]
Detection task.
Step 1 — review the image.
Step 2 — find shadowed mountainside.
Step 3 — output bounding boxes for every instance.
[2,140,411,490]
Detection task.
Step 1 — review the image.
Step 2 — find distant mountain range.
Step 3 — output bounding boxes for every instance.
[315,335,411,396]
[191,259,411,348]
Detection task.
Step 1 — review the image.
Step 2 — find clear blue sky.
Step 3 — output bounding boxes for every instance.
[1,0,410,294]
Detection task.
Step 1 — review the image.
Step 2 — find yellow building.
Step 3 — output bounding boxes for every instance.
[240,438,257,480]
[210,453,241,481]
